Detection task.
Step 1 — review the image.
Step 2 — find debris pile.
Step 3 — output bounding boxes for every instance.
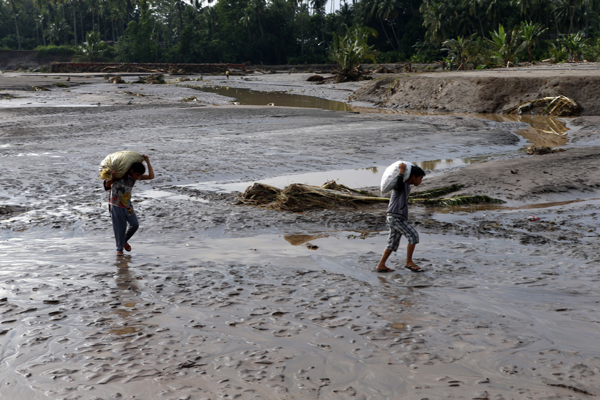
[409,184,505,207]
[133,74,165,84]
[307,75,325,82]
[504,95,581,116]
[239,181,505,212]
[180,96,198,102]
[50,62,245,74]
[107,75,125,84]
[526,146,566,155]
[238,181,387,212]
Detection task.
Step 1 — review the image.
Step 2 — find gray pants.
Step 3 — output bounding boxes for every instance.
[111,206,139,252]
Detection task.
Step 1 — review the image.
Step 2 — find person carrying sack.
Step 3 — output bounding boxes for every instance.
[376,162,426,273]
[103,154,154,256]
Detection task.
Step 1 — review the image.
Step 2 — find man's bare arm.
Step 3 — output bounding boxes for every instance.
[104,170,117,189]
[140,154,154,180]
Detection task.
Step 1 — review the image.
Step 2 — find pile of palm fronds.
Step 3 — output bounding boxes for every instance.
[238,181,387,212]
[239,181,504,212]
[409,184,505,207]
[504,95,581,116]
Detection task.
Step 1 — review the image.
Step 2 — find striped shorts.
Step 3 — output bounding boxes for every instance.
[386,214,419,251]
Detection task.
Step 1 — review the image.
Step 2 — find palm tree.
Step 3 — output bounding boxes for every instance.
[420,0,454,42]
[487,24,526,65]
[240,8,253,44]
[248,0,265,37]
[48,15,71,44]
[311,0,328,41]
[442,36,472,69]
[517,20,547,61]
[462,0,485,36]
[78,30,106,60]
[560,31,587,60]
[377,0,402,50]
[6,0,23,49]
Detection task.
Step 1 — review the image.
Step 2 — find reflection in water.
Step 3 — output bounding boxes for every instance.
[350,107,571,148]
[195,86,569,148]
[186,158,485,193]
[115,256,140,294]
[195,86,350,111]
[284,233,330,246]
[109,257,144,335]
[473,113,569,148]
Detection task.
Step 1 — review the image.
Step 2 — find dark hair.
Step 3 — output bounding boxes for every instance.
[410,165,426,179]
[130,162,146,175]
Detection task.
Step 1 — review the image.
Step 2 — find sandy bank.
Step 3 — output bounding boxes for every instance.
[351,63,600,115]
[413,146,600,202]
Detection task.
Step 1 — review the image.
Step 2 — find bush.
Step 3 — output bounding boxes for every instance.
[34,45,77,59]
[0,35,19,49]
[377,51,406,63]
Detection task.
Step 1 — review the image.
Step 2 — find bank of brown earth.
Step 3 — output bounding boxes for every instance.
[411,146,600,202]
[350,66,600,115]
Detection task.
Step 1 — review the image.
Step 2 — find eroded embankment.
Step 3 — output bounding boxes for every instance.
[350,70,600,115]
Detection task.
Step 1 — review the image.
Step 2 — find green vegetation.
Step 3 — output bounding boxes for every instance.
[410,194,506,206]
[330,25,378,81]
[2,0,600,67]
[409,184,465,199]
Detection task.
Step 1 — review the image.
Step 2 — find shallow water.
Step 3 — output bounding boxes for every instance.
[195,85,350,111]
[197,85,571,148]
[183,157,486,192]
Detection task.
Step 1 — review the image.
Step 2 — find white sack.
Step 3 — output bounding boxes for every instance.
[380,160,413,194]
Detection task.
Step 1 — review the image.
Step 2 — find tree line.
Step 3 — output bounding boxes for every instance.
[2,0,600,66]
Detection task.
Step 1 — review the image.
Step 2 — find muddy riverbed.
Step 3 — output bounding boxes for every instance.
[1,71,600,399]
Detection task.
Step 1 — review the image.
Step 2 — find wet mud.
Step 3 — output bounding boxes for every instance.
[1,71,600,399]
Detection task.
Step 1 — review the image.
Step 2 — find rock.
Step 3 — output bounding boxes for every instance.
[307,75,324,82]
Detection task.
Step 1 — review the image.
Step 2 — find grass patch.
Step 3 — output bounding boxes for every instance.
[52,82,69,88]
[409,184,464,199]
[410,195,505,207]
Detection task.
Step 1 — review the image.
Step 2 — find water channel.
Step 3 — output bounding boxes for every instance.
[180,85,574,198]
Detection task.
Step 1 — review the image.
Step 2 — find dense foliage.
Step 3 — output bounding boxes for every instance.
[2,0,600,66]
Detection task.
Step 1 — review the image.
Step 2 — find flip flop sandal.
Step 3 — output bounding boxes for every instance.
[404,264,423,272]
[375,267,395,273]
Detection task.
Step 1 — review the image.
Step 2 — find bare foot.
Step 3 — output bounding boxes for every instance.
[124,242,131,252]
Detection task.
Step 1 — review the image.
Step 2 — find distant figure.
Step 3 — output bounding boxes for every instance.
[103,155,154,256]
[226,70,230,80]
[376,163,426,273]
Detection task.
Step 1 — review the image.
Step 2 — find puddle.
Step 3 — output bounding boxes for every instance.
[183,157,485,193]
[350,106,572,148]
[473,113,571,148]
[191,85,350,111]
[194,86,571,148]
[138,189,209,203]
[429,197,600,214]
